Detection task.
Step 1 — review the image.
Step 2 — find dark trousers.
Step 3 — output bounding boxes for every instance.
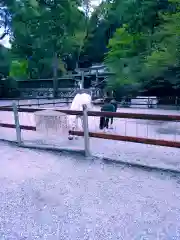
[110,106,117,125]
[99,117,109,130]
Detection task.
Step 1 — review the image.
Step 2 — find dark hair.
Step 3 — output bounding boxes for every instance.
[104,97,111,103]
[77,89,91,95]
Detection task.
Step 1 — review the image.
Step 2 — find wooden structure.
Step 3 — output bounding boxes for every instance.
[16,67,113,99]
[0,106,180,149]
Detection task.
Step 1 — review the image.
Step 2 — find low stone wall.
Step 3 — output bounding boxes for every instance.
[34,110,69,136]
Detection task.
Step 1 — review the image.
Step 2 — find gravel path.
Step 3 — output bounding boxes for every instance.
[0,141,180,239]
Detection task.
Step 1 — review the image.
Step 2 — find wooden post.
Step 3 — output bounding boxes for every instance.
[82,104,90,157]
[175,96,178,110]
[80,71,84,89]
[66,97,69,106]
[12,102,22,146]
[95,69,98,86]
[53,52,58,98]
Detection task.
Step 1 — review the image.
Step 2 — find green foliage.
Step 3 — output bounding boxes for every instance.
[1,0,180,97]
[0,76,20,98]
[0,44,11,78]
[80,0,113,64]
[103,0,180,95]
[9,60,28,80]
[105,25,145,94]
[140,0,180,93]
[145,3,180,73]
[8,0,86,78]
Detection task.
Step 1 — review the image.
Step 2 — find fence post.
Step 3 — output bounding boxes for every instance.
[82,104,91,157]
[175,96,178,110]
[12,102,22,146]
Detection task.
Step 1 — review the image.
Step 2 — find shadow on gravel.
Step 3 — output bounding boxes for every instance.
[102,157,180,177]
[2,138,180,180]
[156,123,180,135]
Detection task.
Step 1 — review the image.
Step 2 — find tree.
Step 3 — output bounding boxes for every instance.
[144,0,180,76]
[9,59,28,80]
[0,0,12,40]
[2,0,180,98]
[9,0,86,78]
[81,0,113,65]
[0,44,10,77]
[104,0,177,97]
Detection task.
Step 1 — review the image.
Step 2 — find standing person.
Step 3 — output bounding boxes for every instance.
[110,99,118,128]
[99,98,115,130]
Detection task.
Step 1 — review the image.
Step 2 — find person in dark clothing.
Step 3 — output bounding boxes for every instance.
[110,99,118,127]
[99,98,115,130]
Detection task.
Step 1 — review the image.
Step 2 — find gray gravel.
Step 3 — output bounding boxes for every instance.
[0,141,180,239]
[1,126,180,172]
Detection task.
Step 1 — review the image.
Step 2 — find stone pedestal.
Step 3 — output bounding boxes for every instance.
[34,110,68,136]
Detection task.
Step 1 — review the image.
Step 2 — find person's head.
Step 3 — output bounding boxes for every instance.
[76,89,84,94]
[104,97,111,103]
[77,89,91,95]
[110,99,116,104]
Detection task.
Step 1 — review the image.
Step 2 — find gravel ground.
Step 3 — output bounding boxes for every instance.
[0,141,180,239]
[1,127,180,172]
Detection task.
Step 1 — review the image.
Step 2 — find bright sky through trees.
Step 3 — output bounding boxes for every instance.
[0,0,102,49]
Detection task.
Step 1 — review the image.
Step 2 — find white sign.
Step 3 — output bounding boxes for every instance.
[130,96,158,108]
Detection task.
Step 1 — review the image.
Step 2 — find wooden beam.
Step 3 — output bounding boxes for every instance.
[0,123,36,131]
[0,106,180,121]
[0,107,42,113]
[69,130,180,148]
[1,121,179,148]
[57,110,180,121]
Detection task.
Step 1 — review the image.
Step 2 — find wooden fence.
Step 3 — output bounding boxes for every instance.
[0,105,180,155]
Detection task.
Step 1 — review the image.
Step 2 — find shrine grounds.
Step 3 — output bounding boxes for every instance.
[0,99,180,239]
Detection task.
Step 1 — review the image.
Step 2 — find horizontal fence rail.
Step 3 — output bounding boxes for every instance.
[0,123,36,131]
[12,100,71,108]
[0,106,180,149]
[0,106,180,121]
[0,98,73,108]
[0,102,70,108]
[0,96,74,101]
[69,130,180,149]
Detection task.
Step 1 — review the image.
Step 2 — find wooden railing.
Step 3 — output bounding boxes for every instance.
[1,106,180,120]
[0,106,180,148]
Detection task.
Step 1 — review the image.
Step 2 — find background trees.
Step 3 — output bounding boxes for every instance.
[102,0,180,97]
[0,0,180,97]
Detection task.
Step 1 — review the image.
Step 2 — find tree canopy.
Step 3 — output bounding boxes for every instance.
[0,0,180,97]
